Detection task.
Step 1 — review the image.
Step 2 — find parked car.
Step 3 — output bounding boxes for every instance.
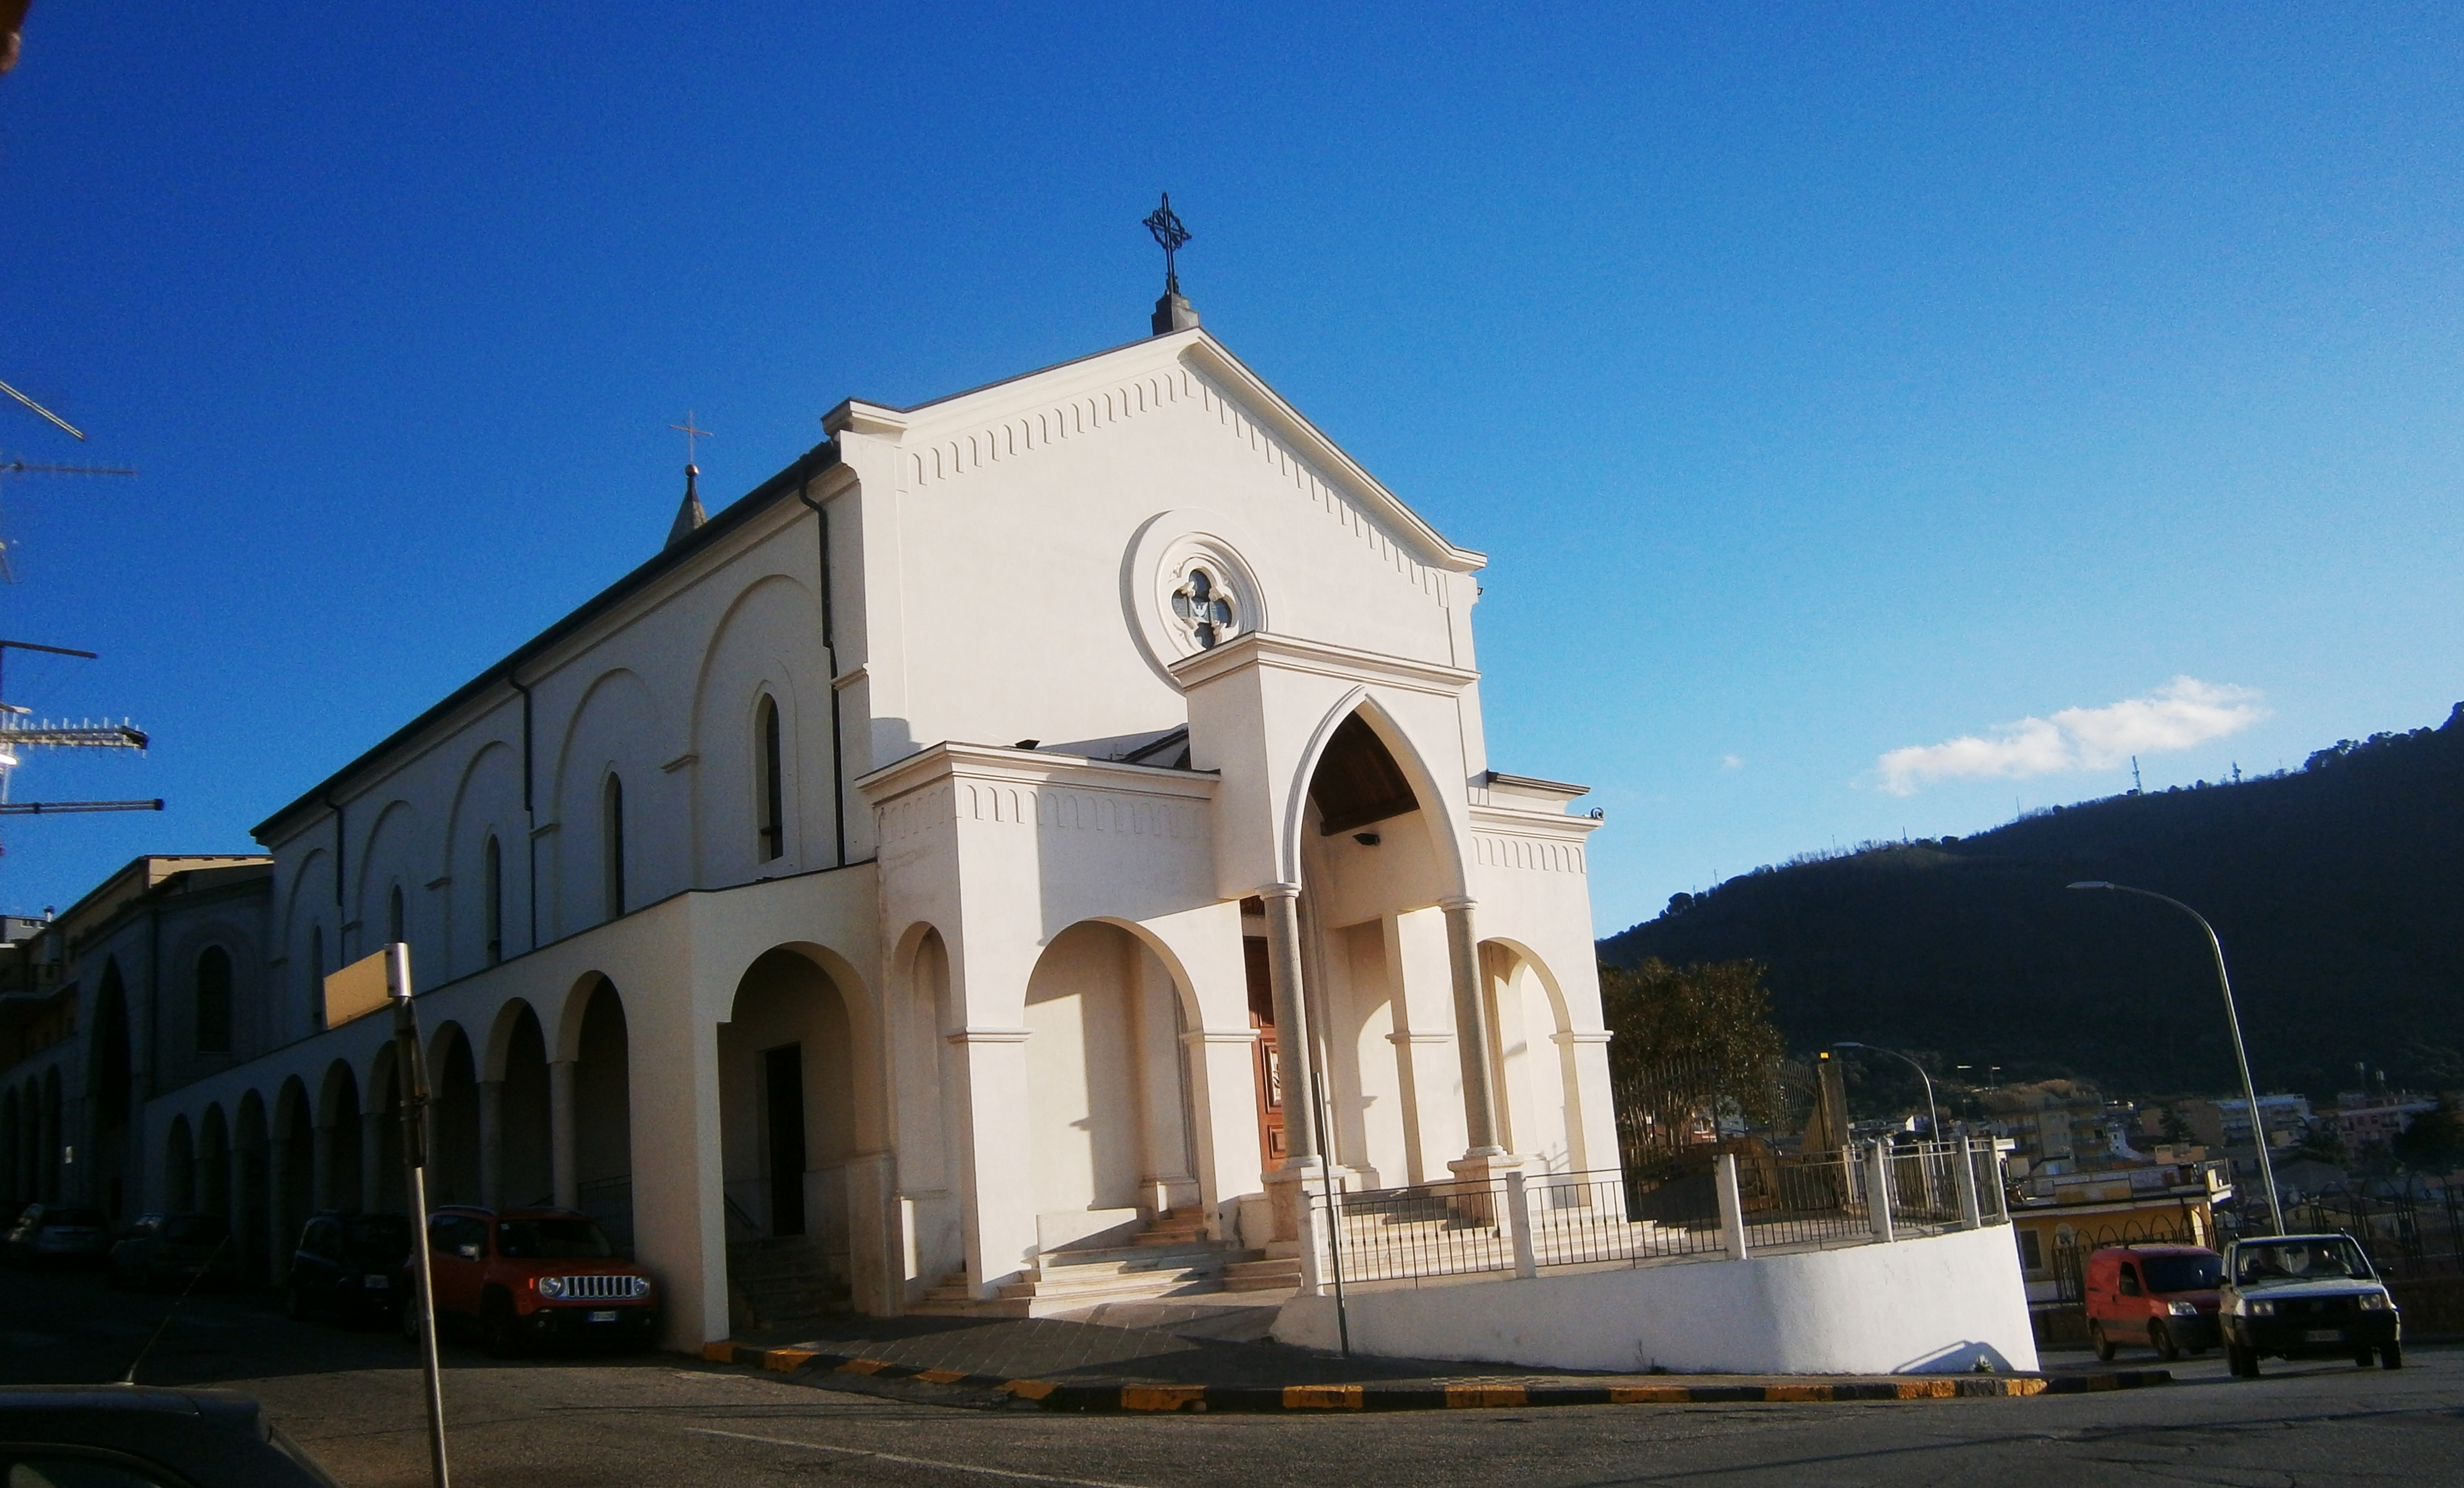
[2219,1231,2401,1376]
[2085,1243,2222,1360]
[285,1211,414,1325]
[2,1204,112,1266]
[404,1205,657,1357]
[0,1384,342,1487]
[110,1211,244,1292]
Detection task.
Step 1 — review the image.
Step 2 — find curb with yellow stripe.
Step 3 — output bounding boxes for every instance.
[699,1341,2170,1412]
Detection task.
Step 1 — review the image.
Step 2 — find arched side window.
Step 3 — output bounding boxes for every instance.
[308,926,324,1030]
[757,695,785,863]
[195,946,233,1054]
[387,884,405,945]
[483,835,504,965]
[603,773,626,920]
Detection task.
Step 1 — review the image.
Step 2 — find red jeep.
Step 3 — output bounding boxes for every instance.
[405,1205,657,1356]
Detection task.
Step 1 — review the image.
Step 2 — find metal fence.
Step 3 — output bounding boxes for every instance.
[1314,1140,2005,1288]
[2287,1183,2464,1281]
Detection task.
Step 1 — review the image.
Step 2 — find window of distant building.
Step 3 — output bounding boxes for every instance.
[195,946,233,1054]
[757,695,785,863]
[603,774,626,920]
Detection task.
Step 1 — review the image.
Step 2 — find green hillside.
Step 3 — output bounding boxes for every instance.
[1600,704,2464,1098]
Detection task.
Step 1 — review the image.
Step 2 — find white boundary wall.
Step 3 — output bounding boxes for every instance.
[1275,1224,2040,1376]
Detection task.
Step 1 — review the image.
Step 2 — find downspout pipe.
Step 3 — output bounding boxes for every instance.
[796,458,849,868]
[509,674,538,949]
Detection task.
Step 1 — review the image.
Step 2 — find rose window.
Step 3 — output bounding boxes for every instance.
[1171,566,1238,649]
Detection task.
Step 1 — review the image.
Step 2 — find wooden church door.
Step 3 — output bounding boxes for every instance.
[1242,937,1286,1167]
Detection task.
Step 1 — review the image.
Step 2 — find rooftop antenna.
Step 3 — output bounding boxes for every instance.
[0,639,160,852]
[0,458,138,583]
[0,378,86,441]
[2,378,142,580]
[2131,755,2142,793]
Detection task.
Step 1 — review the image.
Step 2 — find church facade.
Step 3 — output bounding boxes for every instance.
[62,319,1611,1347]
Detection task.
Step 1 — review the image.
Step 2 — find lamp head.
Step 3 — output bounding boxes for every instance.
[2067,880,2113,891]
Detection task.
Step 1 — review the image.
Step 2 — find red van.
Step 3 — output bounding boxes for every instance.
[2085,1243,2222,1360]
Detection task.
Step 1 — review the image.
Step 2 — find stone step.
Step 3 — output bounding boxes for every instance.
[1220,1256,1302,1292]
[1032,1247,1259,1279]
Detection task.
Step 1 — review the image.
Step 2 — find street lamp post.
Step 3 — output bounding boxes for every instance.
[1835,1041,1942,1143]
[2067,880,2286,1236]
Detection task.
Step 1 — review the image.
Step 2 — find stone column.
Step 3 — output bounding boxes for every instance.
[1441,898,1501,1158]
[266,1139,293,1285]
[548,1060,579,1208]
[191,1156,212,1217]
[37,1098,56,1202]
[310,1120,335,1213]
[360,1113,385,1213]
[478,1079,505,1210]
[1258,885,1327,1291]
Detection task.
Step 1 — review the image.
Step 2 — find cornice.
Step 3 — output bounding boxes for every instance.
[855,740,1222,805]
[1167,630,1479,695]
[1468,802,1604,839]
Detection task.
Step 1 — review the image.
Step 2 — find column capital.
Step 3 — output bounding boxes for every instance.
[1180,1028,1259,1047]
[1439,895,1478,913]
[1254,883,1301,902]
[943,1026,1033,1045]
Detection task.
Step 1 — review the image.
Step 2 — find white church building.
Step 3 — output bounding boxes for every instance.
[99,301,1615,1348]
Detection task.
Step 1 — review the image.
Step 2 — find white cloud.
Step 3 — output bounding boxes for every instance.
[1721,753,1744,770]
[1875,678,2267,796]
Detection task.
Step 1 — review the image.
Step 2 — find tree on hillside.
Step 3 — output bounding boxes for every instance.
[1599,958,1788,1164]
[2393,1097,2464,1175]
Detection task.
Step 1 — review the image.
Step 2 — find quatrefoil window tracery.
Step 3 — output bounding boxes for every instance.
[1170,566,1239,649]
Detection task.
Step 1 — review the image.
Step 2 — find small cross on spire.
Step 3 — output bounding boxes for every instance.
[664,412,712,550]
[669,411,712,470]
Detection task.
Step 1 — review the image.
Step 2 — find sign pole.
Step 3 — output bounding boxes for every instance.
[386,944,452,1488]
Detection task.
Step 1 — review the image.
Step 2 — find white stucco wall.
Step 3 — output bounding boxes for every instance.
[1274,1225,2041,1376]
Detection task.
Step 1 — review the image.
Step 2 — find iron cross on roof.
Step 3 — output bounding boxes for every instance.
[669,412,711,470]
[1143,194,1192,294]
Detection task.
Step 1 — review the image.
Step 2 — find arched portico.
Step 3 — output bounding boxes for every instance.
[270,1077,315,1263]
[164,1115,195,1213]
[482,999,554,1210]
[89,962,135,1220]
[560,977,633,1247]
[1019,920,1199,1243]
[716,947,872,1323]
[233,1092,270,1280]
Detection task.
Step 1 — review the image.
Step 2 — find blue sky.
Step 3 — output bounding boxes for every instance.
[1,4,2457,933]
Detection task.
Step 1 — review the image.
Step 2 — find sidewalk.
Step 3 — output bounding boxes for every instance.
[697,1301,2171,1413]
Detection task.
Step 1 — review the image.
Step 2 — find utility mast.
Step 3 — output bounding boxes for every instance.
[0,641,160,849]
[1,377,138,581]
[0,385,161,850]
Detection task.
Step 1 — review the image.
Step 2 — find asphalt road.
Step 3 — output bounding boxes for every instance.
[5,1264,2457,1487]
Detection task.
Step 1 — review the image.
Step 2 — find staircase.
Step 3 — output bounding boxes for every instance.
[729,1237,851,1331]
[911,1209,1280,1318]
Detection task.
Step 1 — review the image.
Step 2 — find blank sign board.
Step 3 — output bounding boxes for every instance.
[324,947,397,1029]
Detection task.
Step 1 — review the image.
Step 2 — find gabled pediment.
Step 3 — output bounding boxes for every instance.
[825,329,1485,586]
